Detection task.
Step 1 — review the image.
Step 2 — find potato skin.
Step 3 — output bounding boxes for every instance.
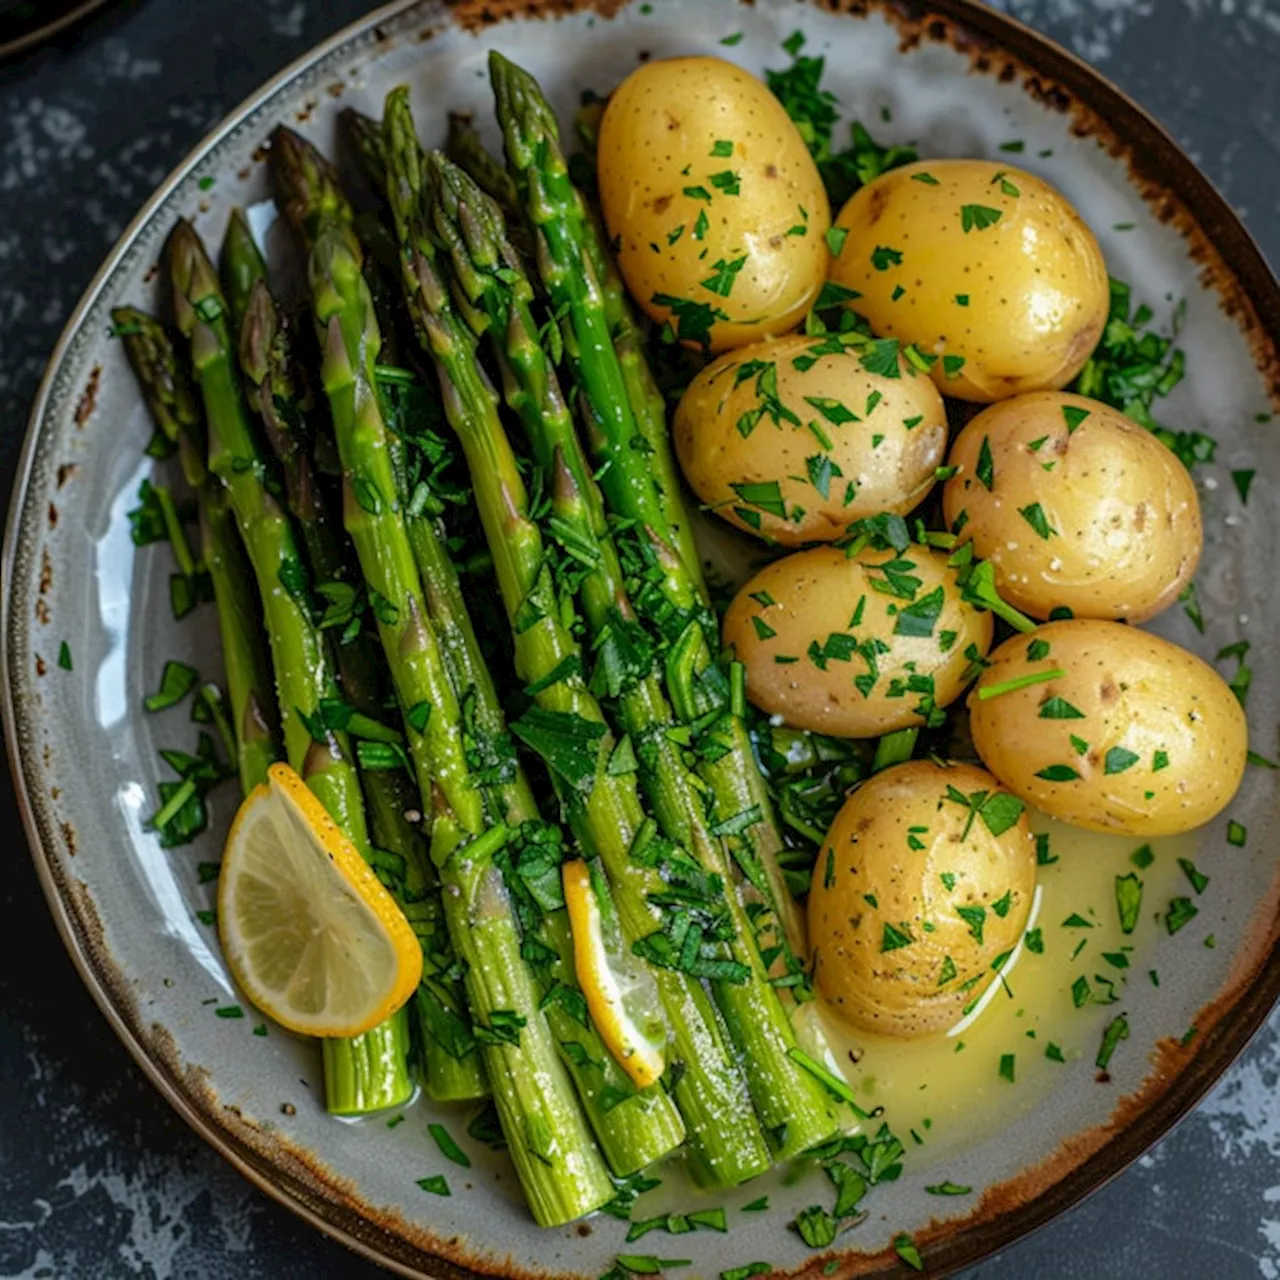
[809,760,1037,1038]
[724,544,993,738]
[675,334,947,545]
[597,56,829,353]
[970,620,1247,836]
[828,159,1109,402]
[942,392,1202,621]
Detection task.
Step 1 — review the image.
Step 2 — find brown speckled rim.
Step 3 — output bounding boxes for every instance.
[4,1,1279,1277]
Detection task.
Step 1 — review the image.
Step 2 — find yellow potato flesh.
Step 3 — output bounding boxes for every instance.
[674,333,948,545]
[809,760,1036,1038]
[723,544,992,738]
[597,56,830,353]
[828,159,1109,402]
[943,392,1202,620]
[969,620,1247,836]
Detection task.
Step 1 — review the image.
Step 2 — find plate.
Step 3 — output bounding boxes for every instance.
[4,1,1279,1276]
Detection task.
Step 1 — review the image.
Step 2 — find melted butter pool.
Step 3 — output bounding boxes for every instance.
[805,812,1200,1166]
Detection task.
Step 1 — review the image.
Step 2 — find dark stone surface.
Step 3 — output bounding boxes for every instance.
[0,2,1276,1276]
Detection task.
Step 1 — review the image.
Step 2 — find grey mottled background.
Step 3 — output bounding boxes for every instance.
[1,1,1277,1277]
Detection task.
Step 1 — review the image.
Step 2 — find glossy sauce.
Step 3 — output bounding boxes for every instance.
[801,813,1199,1165]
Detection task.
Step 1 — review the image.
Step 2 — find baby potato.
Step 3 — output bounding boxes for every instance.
[597,56,829,352]
[674,333,948,545]
[723,543,993,738]
[809,760,1037,1038]
[827,159,1109,402]
[970,620,1247,836]
[942,392,1202,621]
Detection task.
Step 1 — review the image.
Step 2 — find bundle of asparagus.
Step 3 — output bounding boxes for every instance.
[118,53,857,1228]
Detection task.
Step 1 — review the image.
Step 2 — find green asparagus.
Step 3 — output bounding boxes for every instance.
[488,53,809,975]
[427,152,843,1159]
[271,124,615,1225]
[112,306,278,794]
[382,86,772,1187]
[228,251,486,1106]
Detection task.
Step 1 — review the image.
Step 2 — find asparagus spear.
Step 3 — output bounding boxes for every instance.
[382,87,770,1187]
[271,125,614,1225]
[229,257,486,1105]
[428,153,843,1158]
[112,306,278,793]
[118,293,412,1114]
[489,54,808,971]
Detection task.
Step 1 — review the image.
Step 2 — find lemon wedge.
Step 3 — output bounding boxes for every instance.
[563,859,664,1088]
[218,763,422,1037]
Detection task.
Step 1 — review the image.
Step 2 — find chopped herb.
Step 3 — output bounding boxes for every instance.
[881,921,914,952]
[1025,927,1044,954]
[416,1175,450,1196]
[1165,897,1198,934]
[1104,747,1140,775]
[1018,502,1056,540]
[509,708,605,795]
[57,641,73,671]
[1178,858,1209,894]
[894,1234,924,1272]
[1227,820,1247,847]
[215,1005,243,1019]
[428,1123,471,1168]
[978,668,1065,700]
[960,204,1003,233]
[825,226,849,256]
[710,139,734,157]
[925,1181,972,1196]
[144,660,200,713]
[976,436,995,490]
[1036,764,1081,782]
[1062,405,1090,433]
[1232,469,1256,503]
[1096,1014,1130,1070]
[998,1053,1015,1082]
[871,245,903,270]
[1115,873,1143,934]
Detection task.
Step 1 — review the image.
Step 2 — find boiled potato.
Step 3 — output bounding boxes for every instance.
[674,333,948,545]
[942,392,1202,621]
[724,544,993,737]
[597,56,829,352]
[808,760,1037,1038]
[827,160,1109,402]
[969,620,1247,836]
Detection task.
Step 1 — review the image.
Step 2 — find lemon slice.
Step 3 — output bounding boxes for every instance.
[218,763,422,1037]
[563,859,664,1088]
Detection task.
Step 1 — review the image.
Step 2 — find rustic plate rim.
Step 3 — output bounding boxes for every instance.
[3,2,1279,1277]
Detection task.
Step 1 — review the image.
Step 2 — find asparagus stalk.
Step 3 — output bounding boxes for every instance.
[428,154,843,1158]
[117,294,412,1114]
[112,306,278,794]
[271,125,614,1225]
[489,54,808,970]
[230,260,486,1105]
[382,87,770,1187]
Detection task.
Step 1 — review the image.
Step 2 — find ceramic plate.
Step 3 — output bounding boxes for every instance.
[5,1,1279,1276]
